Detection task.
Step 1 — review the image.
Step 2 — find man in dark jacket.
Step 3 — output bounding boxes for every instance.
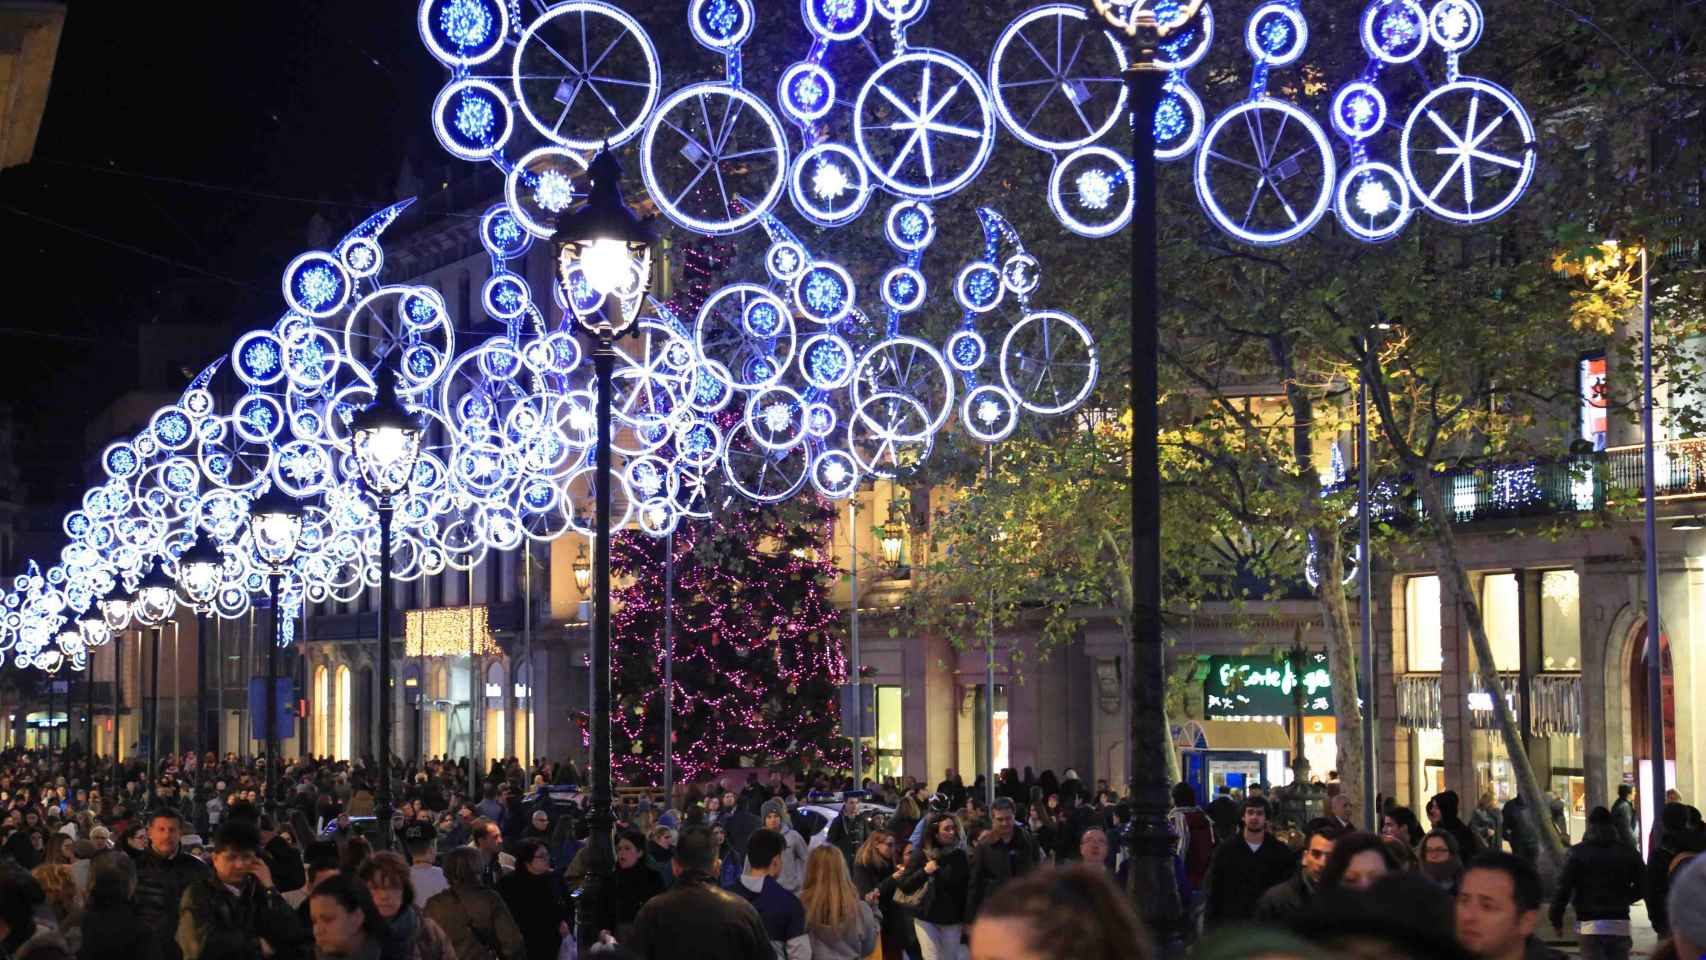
[129,808,209,960]
[1206,786,1239,843]
[1255,819,1341,926]
[718,789,760,861]
[966,798,1039,918]
[628,825,771,960]
[1203,797,1297,929]
[1647,802,1706,938]
[1432,790,1485,861]
[1610,785,1639,852]
[176,820,305,960]
[1503,794,1539,866]
[1547,806,1643,959]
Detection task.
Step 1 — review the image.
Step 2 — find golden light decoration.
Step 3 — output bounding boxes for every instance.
[404,606,500,658]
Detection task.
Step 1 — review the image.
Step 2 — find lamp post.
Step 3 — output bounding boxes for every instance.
[133,563,178,806]
[177,532,224,772]
[1092,0,1205,942]
[248,487,306,817]
[551,145,656,953]
[352,364,424,850]
[97,584,131,791]
[1632,244,1667,819]
[75,605,107,765]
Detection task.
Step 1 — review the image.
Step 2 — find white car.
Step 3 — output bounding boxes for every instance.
[795,802,895,849]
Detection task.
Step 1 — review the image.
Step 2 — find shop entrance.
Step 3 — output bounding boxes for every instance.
[1626,620,1675,858]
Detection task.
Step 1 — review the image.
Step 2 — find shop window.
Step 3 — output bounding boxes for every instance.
[313,666,330,757]
[875,685,903,781]
[1479,573,1521,671]
[1540,570,1581,670]
[1405,576,1443,671]
[336,666,352,761]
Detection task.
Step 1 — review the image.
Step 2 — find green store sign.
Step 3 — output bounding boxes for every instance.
[1204,652,1351,718]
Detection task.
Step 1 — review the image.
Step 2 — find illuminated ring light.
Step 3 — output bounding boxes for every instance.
[1245,3,1307,67]
[962,384,1021,442]
[1195,99,1335,246]
[1335,161,1413,242]
[479,203,533,260]
[272,440,335,498]
[1154,82,1206,161]
[792,262,855,325]
[989,5,1128,153]
[745,385,809,451]
[284,328,340,393]
[800,333,856,390]
[511,1,660,150]
[338,236,383,278]
[722,425,810,503]
[696,285,796,391]
[637,498,679,538]
[1048,145,1134,239]
[690,0,755,49]
[482,273,530,321]
[779,61,837,122]
[686,361,736,412]
[418,0,508,67]
[1428,0,1482,53]
[789,142,873,226]
[1331,82,1387,140]
[432,78,513,162]
[1002,253,1040,296]
[1361,0,1429,64]
[282,252,351,319]
[810,449,860,499]
[1157,1,1215,71]
[343,287,455,398]
[234,394,287,444]
[150,408,195,453]
[947,329,986,371]
[803,0,874,40]
[881,266,927,313]
[852,337,955,440]
[875,0,928,23]
[954,262,1004,314]
[625,455,676,503]
[505,147,590,239]
[233,331,288,388]
[854,50,996,200]
[669,459,713,518]
[848,392,934,478]
[885,200,937,251]
[674,419,725,467]
[804,403,837,438]
[1000,310,1097,415]
[1399,78,1535,225]
[183,389,215,419]
[641,82,789,236]
[101,442,140,481]
[765,241,808,281]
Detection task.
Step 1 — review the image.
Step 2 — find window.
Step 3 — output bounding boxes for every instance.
[484,662,506,763]
[335,666,352,761]
[1540,570,1581,670]
[1405,576,1443,671]
[513,662,532,763]
[429,666,449,758]
[314,666,330,757]
[1479,574,1521,671]
[875,685,903,781]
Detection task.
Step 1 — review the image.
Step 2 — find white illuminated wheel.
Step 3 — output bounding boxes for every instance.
[989,5,1128,153]
[511,1,661,151]
[961,384,1020,442]
[1400,78,1535,225]
[641,82,789,235]
[505,147,590,239]
[788,142,873,226]
[342,287,455,399]
[1195,98,1336,246]
[1049,145,1134,238]
[1154,82,1205,161]
[855,51,996,200]
[852,336,955,441]
[610,322,693,433]
[695,284,796,391]
[999,310,1097,415]
[722,426,810,502]
[848,393,934,479]
[1335,161,1413,242]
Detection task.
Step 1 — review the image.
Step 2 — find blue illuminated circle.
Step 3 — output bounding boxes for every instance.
[339,236,382,278]
[282,252,350,318]
[151,409,193,451]
[233,332,287,387]
[1195,99,1335,246]
[954,263,1003,314]
[1332,82,1387,140]
[854,50,996,200]
[804,0,874,40]
[989,5,1128,153]
[505,147,588,239]
[779,62,837,122]
[102,443,139,480]
[804,403,837,438]
[885,201,936,252]
[1154,83,1205,161]
[745,385,808,451]
[402,289,446,330]
[1428,0,1481,52]
[432,78,513,162]
[418,0,508,67]
[793,262,855,324]
[1049,145,1134,238]
[480,204,532,260]
[1362,0,1429,64]
[511,2,661,151]
[234,394,285,443]
[1155,0,1215,71]
[789,142,873,226]
[801,334,855,390]
[1245,3,1307,66]
[881,267,927,313]
[765,241,808,281]
[483,274,530,321]
[1335,160,1413,242]
[961,384,1019,442]
[947,330,986,371]
[690,0,754,49]
[743,298,786,339]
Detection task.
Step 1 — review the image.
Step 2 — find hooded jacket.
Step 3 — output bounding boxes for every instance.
[1430,791,1483,861]
[1548,821,1643,929]
[759,799,808,895]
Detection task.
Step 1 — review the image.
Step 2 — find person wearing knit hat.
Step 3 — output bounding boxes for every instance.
[1670,853,1706,960]
[760,797,808,895]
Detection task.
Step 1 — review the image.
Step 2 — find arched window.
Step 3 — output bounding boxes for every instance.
[512,661,532,764]
[484,661,506,764]
[336,665,352,761]
[313,666,330,758]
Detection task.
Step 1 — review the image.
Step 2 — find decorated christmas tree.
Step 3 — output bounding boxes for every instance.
[610,497,848,784]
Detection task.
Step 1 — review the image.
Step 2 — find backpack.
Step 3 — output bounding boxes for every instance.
[1182,809,1215,891]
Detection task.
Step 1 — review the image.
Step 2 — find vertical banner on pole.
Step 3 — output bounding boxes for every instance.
[247,678,296,741]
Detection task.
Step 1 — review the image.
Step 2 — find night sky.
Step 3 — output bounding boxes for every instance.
[0,4,444,506]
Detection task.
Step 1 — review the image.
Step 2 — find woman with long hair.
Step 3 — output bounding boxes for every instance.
[801,846,880,960]
[357,851,454,960]
[421,846,525,960]
[968,865,1149,960]
[897,813,972,960]
[78,851,157,960]
[309,872,387,960]
[1418,828,1464,893]
[1320,831,1400,891]
[495,838,570,960]
[851,830,911,960]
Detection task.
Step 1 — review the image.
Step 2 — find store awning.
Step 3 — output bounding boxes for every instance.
[1174,719,1292,752]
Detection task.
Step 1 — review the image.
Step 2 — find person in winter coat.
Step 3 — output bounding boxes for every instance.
[1501,795,1540,866]
[1611,785,1639,852]
[1202,797,1297,929]
[494,840,569,960]
[421,847,525,960]
[718,791,760,863]
[850,831,911,960]
[626,827,773,960]
[1646,802,1706,939]
[731,829,809,960]
[1547,806,1643,959]
[761,798,809,896]
[306,873,385,960]
[711,824,742,889]
[896,813,972,960]
[1419,829,1466,895]
[0,871,71,960]
[594,829,665,945]
[77,850,161,960]
[965,798,1039,920]
[1254,819,1340,926]
[129,809,210,960]
[1428,791,1485,862]
[175,820,306,960]
[825,798,868,870]
[357,851,455,960]
[800,847,880,960]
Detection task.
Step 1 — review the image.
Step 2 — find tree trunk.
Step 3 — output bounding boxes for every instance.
[1413,471,1567,874]
[1313,522,1367,818]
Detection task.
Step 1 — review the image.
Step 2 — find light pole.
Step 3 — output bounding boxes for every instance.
[1357,334,1378,831]
[1092,0,1203,942]
[352,363,425,850]
[1633,244,1666,817]
[248,487,306,818]
[177,532,224,773]
[97,584,131,791]
[75,604,106,765]
[552,145,656,954]
[132,563,178,806]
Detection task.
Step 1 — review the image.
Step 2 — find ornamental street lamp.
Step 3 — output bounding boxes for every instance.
[97,583,130,792]
[176,533,225,611]
[75,604,104,774]
[247,487,305,817]
[351,364,424,850]
[133,562,177,806]
[1091,0,1206,942]
[879,515,906,568]
[573,543,592,593]
[551,144,656,954]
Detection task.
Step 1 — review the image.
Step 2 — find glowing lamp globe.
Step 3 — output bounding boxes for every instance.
[351,369,424,498]
[176,532,225,608]
[97,583,132,633]
[573,543,592,592]
[248,486,306,570]
[76,603,111,648]
[133,563,179,626]
[551,146,657,341]
[880,520,905,566]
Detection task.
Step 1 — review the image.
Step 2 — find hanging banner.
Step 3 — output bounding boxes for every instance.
[1203,652,1361,718]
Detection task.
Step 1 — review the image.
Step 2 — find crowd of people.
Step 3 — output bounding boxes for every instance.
[0,746,1699,960]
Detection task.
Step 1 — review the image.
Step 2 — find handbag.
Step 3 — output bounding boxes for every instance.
[891,852,934,909]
